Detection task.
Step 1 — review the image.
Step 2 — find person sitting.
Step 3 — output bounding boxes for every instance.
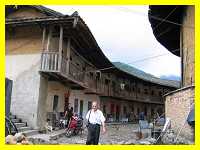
[68,113,78,129]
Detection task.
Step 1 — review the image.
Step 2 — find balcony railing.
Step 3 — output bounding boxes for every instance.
[68,61,85,82]
[41,52,59,72]
[40,51,84,83]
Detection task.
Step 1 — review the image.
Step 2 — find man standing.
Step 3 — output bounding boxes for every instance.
[64,107,73,127]
[86,101,106,145]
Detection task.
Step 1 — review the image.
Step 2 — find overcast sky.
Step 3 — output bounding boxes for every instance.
[45,5,181,78]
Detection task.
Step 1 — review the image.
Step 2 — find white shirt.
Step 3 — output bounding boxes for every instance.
[86,109,105,125]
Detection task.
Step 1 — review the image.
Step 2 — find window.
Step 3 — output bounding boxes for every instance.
[138,88,140,93]
[123,106,127,114]
[144,89,148,94]
[79,100,83,117]
[74,99,78,113]
[144,107,147,116]
[96,71,101,80]
[103,105,106,114]
[112,81,116,87]
[137,108,140,115]
[53,95,59,111]
[88,101,92,110]
[151,90,154,95]
[131,106,134,112]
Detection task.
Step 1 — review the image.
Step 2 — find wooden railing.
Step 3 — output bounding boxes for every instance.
[60,56,68,75]
[41,52,59,72]
[68,61,85,82]
[41,51,85,83]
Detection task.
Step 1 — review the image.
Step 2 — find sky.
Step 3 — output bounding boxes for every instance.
[45,5,181,78]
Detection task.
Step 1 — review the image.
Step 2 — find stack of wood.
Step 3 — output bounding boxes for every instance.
[6,133,29,145]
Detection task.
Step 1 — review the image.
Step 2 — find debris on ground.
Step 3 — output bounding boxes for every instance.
[6,133,29,144]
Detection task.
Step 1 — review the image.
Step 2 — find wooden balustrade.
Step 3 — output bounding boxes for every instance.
[40,52,59,72]
[68,61,84,82]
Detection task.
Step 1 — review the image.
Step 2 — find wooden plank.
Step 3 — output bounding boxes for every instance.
[44,54,48,70]
[55,53,58,71]
[66,38,71,75]
[58,25,63,71]
[51,53,54,70]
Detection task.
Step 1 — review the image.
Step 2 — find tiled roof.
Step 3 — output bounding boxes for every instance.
[113,62,180,88]
[6,5,64,17]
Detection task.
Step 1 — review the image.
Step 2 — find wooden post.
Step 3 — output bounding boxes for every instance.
[66,38,71,75]
[58,25,63,72]
[46,26,52,51]
[42,26,46,51]
[40,26,46,70]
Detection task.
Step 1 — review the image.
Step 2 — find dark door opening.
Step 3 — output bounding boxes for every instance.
[79,100,83,117]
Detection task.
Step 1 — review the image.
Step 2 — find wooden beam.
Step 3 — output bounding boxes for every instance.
[66,38,71,75]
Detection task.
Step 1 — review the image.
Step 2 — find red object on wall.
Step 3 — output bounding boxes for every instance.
[64,90,71,98]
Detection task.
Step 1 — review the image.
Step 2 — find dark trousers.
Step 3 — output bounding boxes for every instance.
[86,124,100,145]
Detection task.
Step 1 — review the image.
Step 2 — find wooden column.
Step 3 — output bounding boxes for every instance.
[40,26,46,70]
[66,38,71,75]
[180,28,184,87]
[46,26,52,51]
[58,25,63,71]
[42,26,46,51]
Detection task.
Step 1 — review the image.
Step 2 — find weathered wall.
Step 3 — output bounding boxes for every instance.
[46,81,70,113]
[6,21,45,129]
[8,56,41,129]
[165,86,194,140]
[181,6,195,86]
[6,26,43,55]
[6,54,41,80]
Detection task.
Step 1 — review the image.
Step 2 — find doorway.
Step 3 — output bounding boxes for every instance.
[79,100,83,117]
[116,105,120,121]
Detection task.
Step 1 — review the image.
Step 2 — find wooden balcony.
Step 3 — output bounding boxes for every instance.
[40,51,86,89]
[40,52,164,104]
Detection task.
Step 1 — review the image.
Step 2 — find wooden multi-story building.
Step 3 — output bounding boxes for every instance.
[6,5,179,130]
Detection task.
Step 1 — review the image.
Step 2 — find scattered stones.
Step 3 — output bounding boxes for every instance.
[161,129,194,144]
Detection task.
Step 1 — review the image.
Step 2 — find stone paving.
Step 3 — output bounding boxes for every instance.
[53,124,149,145]
[25,123,194,145]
